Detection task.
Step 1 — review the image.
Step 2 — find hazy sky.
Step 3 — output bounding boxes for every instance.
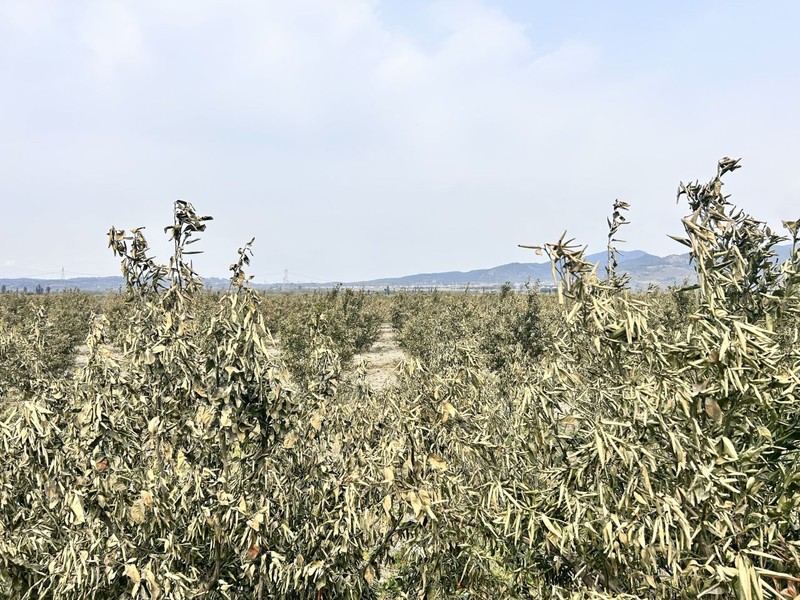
[1,1,799,283]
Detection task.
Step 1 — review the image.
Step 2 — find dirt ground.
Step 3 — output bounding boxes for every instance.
[351,323,408,391]
[74,323,409,391]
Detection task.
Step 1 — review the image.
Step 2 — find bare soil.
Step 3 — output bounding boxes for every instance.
[351,324,408,391]
[73,324,408,391]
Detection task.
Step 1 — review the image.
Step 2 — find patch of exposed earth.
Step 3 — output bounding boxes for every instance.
[73,324,407,392]
[351,324,408,391]
[74,344,124,369]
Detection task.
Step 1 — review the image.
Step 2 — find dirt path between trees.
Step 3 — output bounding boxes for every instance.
[74,324,408,391]
[352,323,408,391]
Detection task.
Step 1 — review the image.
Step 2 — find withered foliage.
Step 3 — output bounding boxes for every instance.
[1,161,799,599]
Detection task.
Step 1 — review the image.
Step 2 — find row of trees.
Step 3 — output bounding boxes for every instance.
[1,160,798,598]
[1,285,54,294]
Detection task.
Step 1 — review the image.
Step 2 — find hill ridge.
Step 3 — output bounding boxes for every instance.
[1,246,793,292]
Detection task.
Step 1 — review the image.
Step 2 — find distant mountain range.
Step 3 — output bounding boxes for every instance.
[348,245,794,290]
[349,250,693,289]
[0,246,794,293]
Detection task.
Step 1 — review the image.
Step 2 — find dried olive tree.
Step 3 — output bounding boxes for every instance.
[491,158,800,598]
[2,162,799,599]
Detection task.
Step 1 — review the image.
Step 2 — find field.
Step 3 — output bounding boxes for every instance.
[1,160,800,599]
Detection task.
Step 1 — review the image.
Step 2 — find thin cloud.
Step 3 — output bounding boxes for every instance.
[0,1,797,281]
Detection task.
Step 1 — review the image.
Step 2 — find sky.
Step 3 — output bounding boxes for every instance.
[1,1,799,284]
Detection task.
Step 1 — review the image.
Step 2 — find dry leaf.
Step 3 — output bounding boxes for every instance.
[246,544,261,560]
[140,490,154,508]
[124,564,141,585]
[383,494,392,516]
[130,501,146,525]
[310,413,323,431]
[70,494,86,525]
[427,455,447,471]
[382,466,394,483]
[705,397,724,425]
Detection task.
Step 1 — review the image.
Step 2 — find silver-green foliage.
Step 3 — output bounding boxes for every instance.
[1,160,799,599]
[490,158,800,598]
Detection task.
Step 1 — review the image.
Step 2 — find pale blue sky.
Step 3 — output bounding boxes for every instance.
[1,1,798,282]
